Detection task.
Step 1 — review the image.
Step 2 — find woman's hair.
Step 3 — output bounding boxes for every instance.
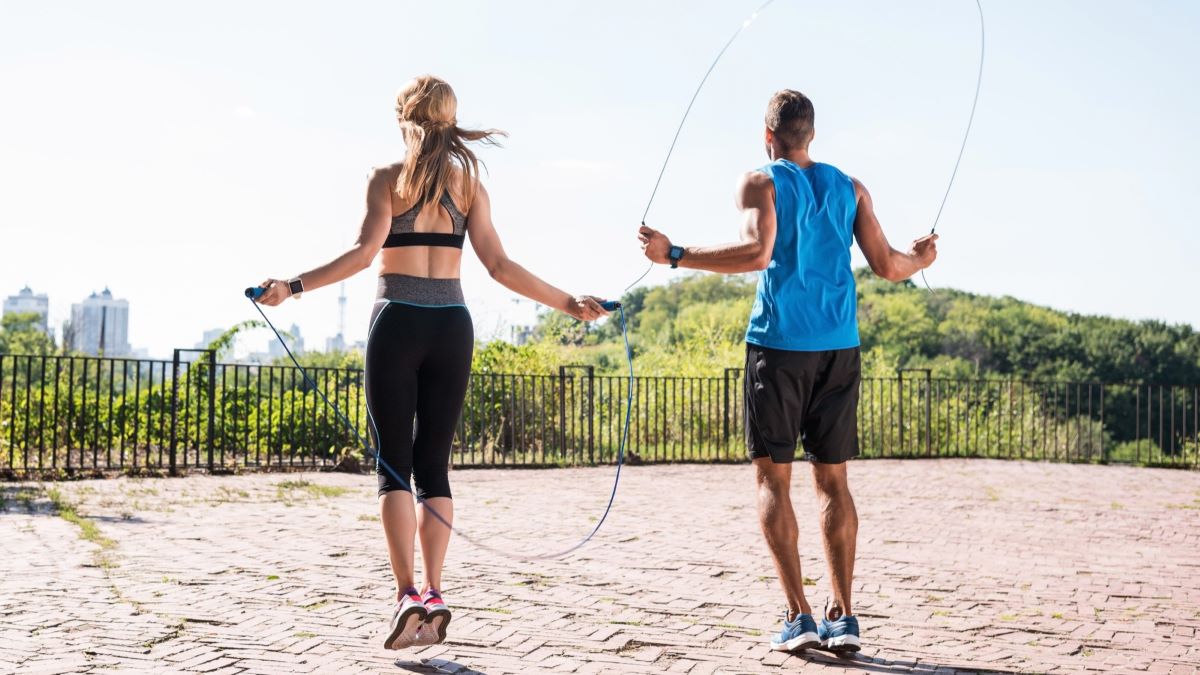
[394,75,506,210]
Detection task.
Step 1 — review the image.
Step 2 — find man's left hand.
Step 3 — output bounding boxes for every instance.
[638,224,672,264]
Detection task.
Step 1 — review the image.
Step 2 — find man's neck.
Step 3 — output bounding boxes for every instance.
[777,149,814,167]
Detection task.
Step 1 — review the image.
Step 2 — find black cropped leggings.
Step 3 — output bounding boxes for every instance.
[366,301,473,499]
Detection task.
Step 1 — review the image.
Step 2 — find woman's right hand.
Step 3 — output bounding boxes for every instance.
[565,295,609,322]
[254,279,292,307]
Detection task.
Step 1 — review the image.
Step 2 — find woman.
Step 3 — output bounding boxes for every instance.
[254,75,608,650]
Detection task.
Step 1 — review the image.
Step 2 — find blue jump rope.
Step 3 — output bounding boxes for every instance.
[247,0,985,560]
[247,287,629,561]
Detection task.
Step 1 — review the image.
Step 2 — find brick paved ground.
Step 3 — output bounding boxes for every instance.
[1,459,1198,675]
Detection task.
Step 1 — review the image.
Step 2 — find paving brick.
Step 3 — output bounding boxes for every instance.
[2,460,1198,673]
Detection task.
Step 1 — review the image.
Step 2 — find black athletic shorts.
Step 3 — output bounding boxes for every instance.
[744,343,861,464]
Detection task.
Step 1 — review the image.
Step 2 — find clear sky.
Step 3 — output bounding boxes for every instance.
[2,0,1198,358]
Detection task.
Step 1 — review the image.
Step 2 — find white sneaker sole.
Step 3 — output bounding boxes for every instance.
[821,633,861,652]
[770,631,820,652]
[412,609,451,647]
[385,605,428,650]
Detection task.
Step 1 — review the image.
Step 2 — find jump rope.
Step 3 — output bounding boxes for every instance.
[246,0,985,561]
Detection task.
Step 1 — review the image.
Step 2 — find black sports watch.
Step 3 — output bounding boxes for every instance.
[668,245,685,269]
[287,277,305,299]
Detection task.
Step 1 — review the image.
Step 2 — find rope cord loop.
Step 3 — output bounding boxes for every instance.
[248,297,634,561]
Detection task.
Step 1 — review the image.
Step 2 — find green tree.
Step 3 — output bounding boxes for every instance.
[0,312,55,355]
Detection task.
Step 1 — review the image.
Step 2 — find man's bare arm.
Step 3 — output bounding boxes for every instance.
[638,172,777,274]
[852,178,937,282]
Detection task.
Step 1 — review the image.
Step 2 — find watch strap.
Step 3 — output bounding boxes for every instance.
[668,246,685,269]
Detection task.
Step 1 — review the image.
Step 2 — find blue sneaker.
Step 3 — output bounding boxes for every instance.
[818,613,861,652]
[769,611,820,652]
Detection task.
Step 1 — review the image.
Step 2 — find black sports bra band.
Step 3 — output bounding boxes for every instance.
[383,190,467,249]
[383,232,465,249]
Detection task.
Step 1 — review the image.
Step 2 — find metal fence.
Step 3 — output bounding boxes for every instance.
[1,353,1197,477]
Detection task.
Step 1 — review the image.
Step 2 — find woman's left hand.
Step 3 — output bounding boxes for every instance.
[566,295,609,322]
[254,279,292,306]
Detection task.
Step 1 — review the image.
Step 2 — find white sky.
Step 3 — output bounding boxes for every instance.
[2,0,1198,358]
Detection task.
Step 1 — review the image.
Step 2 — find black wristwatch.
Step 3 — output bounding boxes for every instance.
[668,245,685,269]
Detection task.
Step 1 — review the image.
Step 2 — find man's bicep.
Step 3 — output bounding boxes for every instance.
[739,173,776,241]
[851,180,894,273]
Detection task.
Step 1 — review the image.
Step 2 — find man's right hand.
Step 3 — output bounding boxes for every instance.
[909,234,939,269]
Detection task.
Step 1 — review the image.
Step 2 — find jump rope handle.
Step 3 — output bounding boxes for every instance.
[600,300,621,312]
[244,287,266,300]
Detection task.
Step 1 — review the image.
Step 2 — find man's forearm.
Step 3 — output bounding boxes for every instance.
[677,240,769,274]
[883,249,925,282]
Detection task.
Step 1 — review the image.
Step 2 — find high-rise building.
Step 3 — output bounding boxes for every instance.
[3,286,50,333]
[69,288,130,356]
[325,282,348,352]
[268,323,304,359]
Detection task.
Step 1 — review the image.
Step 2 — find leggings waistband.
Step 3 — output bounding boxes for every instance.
[376,274,465,306]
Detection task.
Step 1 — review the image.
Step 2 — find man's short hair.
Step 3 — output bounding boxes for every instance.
[765,90,814,151]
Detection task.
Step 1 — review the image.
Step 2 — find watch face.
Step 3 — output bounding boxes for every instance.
[670,246,683,259]
[289,280,304,294]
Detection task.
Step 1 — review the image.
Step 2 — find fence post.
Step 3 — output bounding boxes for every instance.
[169,349,180,476]
[587,366,595,464]
[897,371,905,454]
[206,350,216,472]
[558,366,567,461]
[924,370,932,457]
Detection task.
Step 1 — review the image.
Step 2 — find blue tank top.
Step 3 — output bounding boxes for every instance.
[745,160,860,351]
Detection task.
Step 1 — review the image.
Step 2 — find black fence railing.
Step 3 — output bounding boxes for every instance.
[1,353,1197,477]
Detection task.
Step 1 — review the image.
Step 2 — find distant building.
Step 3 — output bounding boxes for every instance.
[510,324,536,346]
[268,323,304,359]
[325,334,346,353]
[3,286,49,333]
[69,288,130,356]
[197,328,226,349]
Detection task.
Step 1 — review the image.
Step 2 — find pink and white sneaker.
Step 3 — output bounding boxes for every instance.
[384,587,427,650]
[413,588,451,646]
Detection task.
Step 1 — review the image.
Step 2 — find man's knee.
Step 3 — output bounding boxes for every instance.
[810,461,851,497]
[753,457,792,491]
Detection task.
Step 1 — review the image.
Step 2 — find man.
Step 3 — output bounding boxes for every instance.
[638,89,937,653]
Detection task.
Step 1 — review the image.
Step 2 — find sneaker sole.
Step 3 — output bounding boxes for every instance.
[422,608,452,645]
[821,634,861,653]
[770,632,820,652]
[385,605,428,650]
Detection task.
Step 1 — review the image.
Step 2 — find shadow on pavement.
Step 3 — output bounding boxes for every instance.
[793,649,1021,674]
[394,658,487,675]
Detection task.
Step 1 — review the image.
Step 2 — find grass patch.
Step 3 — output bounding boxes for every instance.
[267,575,280,581]
[294,631,317,639]
[46,488,117,568]
[140,620,185,648]
[984,486,1001,501]
[357,514,380,522]
[301,600,329,611]
[802,577,817,586]
[610,619,642,626]
[275,480,349,500]
[1051,611,1064,619]
[932,610,950,617]
[1111,501,1124,510]
[999,614,1017,622]
[925,595,944,603]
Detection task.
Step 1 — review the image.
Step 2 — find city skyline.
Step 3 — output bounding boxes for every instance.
[3,1,1199,357]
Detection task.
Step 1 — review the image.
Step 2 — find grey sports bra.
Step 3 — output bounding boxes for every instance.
[383,191,467,249]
